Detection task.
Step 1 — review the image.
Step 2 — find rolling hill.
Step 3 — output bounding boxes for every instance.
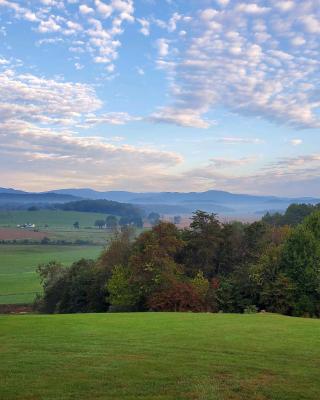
[1,187,319,217]
[49,188,320,216]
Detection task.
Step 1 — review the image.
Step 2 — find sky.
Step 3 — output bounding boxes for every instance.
[0,0,319,196]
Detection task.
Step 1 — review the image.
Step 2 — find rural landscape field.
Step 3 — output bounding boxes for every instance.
[0,210,114,305]
[1,200,320,400]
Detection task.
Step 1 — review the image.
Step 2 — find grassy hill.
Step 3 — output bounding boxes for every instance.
[1,312,319,400]
[0,245,102,304]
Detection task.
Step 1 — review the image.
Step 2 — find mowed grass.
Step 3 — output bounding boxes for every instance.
[0,245,102,304]
[0,313,319,400]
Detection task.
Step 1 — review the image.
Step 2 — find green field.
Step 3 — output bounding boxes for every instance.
[0,245,102,304]
[0,210,111,229]
[0,313,319,400]
[0,210,120,244]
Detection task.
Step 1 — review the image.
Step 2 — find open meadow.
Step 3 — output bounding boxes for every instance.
[0,210,111,229]
[0,245,102,304]
[1,312,320,400]
[0,210,117,245]
[0,210,116,304]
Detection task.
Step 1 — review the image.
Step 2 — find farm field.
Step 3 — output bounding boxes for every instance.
[0,210,111,229]
[0,210,142,245]
[1,312,319,400]
[0,209,119,245]
[0,245,102,304]
[0,228,47,241]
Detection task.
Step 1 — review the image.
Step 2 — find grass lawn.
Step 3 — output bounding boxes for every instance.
[0,245,103,304]
[0,313,319,400]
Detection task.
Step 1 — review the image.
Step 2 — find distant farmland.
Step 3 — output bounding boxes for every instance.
[0,245,102,304]
[0,210,112,229]
[0,228,47,241]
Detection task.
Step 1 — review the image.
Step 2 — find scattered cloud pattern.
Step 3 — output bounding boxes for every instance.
[0,0,319,195]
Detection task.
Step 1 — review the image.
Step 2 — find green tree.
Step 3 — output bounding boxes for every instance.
[106,215,118,231]
[129,222,184,305]
[180,211,222,278]
[94,219,105,229]
[148,212,160,226]
[304,211,320,239]
[35,261,67,313]
[107,265,139,311]
[281,224,320,316]
[190,271,209,304]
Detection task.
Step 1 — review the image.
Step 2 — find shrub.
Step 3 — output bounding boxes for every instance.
[244,305,258,314]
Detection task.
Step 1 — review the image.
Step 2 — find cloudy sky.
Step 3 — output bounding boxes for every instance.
[0,0,319,195]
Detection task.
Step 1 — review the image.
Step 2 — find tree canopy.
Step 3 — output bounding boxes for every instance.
[36,209,320,317]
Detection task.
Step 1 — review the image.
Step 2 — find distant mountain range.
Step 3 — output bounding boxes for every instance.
[0,190,81,208]
[1,187,319,217]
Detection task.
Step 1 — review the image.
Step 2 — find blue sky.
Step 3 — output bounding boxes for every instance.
[0,0,319,195]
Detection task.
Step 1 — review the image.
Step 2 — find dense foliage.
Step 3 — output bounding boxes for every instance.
[35,209,320,317]
[57,199,143,219]
[262,203,320,226]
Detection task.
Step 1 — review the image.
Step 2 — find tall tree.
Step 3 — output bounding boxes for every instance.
[106,215,118,231]
[180,211,222,278]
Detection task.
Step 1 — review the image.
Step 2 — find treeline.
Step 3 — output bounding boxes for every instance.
[35,209,320,317]
[262,203,320,226]
[57,199,142,218]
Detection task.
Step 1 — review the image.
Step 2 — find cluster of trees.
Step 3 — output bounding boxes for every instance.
[262,203,320,226]
[35,209,320,317]
[94,215,143,230]
[58,199,142,219]
[147,212,160,226]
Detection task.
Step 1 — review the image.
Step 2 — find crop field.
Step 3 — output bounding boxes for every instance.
[0,245,102,304]
[1,312,319,400]
[0,228,47,241]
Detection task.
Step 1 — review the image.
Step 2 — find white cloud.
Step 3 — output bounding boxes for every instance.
[150,107,211,129]
[0,0,135,73]
[157,38,169,57]
[38,18,61,33]
[95,0,112,18]
[136,67,145,75]
[137,18,150,36]
[0,66,183,191]
[79,4,94,14]
[235,3,270,14]
[210,156,257,168]
[74,62,84,70]
[216,0,230,7]
[84,112,140,126]
[291,36,306,46]
[300,14,320,33]
[150,0,320,129]
[289,139,303,146]
[217,137,264,145]
[275,1,295,12]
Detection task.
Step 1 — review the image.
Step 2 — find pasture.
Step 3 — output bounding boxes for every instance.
[0,312,319,400]
[0,210,110,229]
[0,245,102,304]
[0,210,117,245]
